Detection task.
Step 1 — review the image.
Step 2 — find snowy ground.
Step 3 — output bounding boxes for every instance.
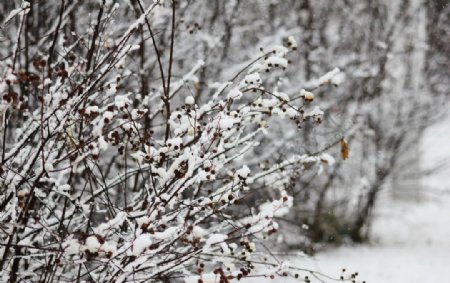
[306,115,450,283]
[253,114,450,283]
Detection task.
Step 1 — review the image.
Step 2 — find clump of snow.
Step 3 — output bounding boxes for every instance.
[85,105,99,115]
[153,227,179,240]
[131,151,145,163]
[185,95,195,105]
[285,107,299,118]
[318,67,345,86]
[192,225,207,238]
[240,73,262,89]
[199,103,212,113]
[276,91,289,102]
[205,234,227,246]
[166,137,183,150]
[85,236,101,252]
[270,45,289,57]
[131,234,152,256]
[262,57,288,71]
[97,136,108,150]
[219,115,235,130]
[131,109,147,119]
[320,153,335,165]
[104,110,114,119]
[115,94,131,108]
[287,36,298,49]
[236,165,251,179]
[300,89,314,101]
[227,87,243,100]
[304,106,324,118]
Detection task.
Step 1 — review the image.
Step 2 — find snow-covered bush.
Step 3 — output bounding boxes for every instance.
[0,1,354,282]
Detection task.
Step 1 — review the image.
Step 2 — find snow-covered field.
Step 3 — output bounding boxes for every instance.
[254,114,450,283]
[312,115,450,282]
